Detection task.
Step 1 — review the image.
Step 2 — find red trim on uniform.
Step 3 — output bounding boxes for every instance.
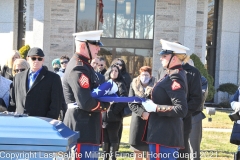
[78,143,100,146]
[156,144,160,160]
[141,113,150,142]
[77,143,81,160]
[100,112,103,144]
[91,101,101,111]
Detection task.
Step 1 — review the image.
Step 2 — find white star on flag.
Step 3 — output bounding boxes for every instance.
[92,87,101,95]
[132,100,139,103]
[104,88,110,95]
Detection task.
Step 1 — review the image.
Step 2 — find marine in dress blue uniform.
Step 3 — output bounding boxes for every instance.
[62,30,110,160]
[142,39,189,160]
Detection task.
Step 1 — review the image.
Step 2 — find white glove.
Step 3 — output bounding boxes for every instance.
[142,100,157,112]
[231,102,240,111]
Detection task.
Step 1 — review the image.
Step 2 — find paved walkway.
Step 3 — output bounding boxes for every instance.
[203,128,232,132]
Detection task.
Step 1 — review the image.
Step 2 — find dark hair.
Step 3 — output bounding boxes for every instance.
[108,64,124,82]
[111,58,127,73]
[60,55,70,61]
[139,66,152,75]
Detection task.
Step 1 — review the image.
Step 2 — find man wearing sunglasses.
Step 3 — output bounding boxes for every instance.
[63,30,110,159]
[97,56,107,75]
[57,55,70,80]
[10,47,63,120]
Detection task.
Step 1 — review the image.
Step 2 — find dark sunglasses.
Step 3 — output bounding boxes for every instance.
[31,57,43,61]
[115,63,122,67]
[98,64,104,66]
[14,69,26,73]
[61,61,69,64]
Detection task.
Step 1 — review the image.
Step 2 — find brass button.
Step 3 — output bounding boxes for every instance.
[162,107,165,110]
[89,114,91,116]
[100,106,102,109]
[104,108,106,110]
[158,107,161,111]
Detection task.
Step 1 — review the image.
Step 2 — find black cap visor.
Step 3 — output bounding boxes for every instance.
[87,40,103,47]
[159,50,174,55]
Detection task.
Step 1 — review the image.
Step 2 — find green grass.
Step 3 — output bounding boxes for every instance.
[118,109,236,159]
[203,109,233,129]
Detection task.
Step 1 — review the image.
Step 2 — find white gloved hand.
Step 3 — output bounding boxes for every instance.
[142,99,157,112]
[231,102,240,111]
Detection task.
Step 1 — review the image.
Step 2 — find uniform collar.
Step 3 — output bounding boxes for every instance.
[169,64,182,70]
[74,53,91,64]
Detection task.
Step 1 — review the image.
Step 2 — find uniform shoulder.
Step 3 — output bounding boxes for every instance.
[169,69,186,82]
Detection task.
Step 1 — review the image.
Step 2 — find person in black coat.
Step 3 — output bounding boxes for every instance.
[142,39,188,160]
[102,64,128,160]
[189,75,208,160]
[63,30,110,159]
[104,57,132,146]
[10,47,63,119]
[158,52,202,160]
[128,66,156,160]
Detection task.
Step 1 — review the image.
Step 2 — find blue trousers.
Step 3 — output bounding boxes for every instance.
[149,144,178,160]
[76,144,99,160]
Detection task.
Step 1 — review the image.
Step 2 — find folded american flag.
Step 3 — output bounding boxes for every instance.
[91,79,144,103]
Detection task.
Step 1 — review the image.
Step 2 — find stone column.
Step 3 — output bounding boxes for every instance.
[152,0,181,77]
[178,0,197,55]
[25,0,34,48]
[32,0,50,54]
[214,0,240,103]
[0,0,18,63]
[195,0,208,63]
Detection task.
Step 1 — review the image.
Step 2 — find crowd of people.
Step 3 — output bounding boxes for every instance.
[0,30,211,160]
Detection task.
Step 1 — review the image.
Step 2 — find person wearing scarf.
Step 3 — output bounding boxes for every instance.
[129,66,156,160]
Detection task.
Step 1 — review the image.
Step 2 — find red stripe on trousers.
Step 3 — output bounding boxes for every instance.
[77,143,81,160]
[156,144,160,160]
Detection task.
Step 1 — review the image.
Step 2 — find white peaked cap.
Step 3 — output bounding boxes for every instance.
[160,39,190,54]
[73,30,103,41]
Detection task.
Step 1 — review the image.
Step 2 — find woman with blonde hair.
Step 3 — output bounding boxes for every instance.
[1,50,20,80]
[141,39,189,160]
[12,59,30,76]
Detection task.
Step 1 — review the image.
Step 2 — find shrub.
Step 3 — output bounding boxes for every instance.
[217,83,238,108]
[217,83,238,95]
[190,54,215,101]
[19,45,30,59]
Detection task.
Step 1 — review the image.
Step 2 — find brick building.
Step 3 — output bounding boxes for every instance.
[1,0,239,103]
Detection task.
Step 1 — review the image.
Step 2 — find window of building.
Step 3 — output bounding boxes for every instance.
[77,0,97,31]
[99,47,153,78]
[76,0,155,78]
[98,0,154,39]
[206,0,219,79]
